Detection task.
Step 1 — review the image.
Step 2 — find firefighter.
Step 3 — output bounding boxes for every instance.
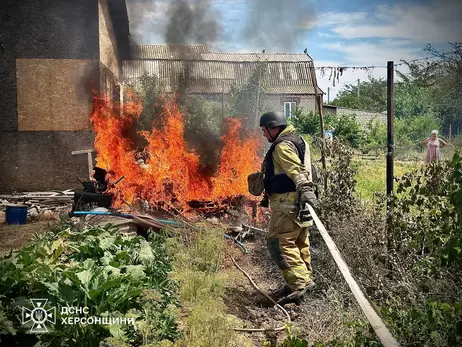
[248,111,319,304]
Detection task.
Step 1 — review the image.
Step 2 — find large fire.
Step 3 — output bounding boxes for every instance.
[89,92,263,213]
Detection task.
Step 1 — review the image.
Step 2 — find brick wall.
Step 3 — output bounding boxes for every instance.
[335,107,387,127]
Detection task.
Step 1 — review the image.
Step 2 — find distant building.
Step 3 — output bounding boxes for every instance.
[322,105,387,127]
[123,44,325,119]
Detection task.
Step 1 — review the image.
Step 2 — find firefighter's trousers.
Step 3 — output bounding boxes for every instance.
[267,210,313,291]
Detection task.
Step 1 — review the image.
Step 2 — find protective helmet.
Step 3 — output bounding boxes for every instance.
[259,111,287,129]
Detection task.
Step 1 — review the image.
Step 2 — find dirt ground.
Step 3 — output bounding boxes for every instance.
[0,211,51,257]
[225,227,365,346]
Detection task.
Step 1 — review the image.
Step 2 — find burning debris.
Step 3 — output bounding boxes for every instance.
[89,91,263,218]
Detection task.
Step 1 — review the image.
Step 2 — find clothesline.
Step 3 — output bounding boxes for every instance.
[313,56,439,70]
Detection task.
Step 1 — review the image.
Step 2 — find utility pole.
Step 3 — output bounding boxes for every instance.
[357,79,360,97]
[449,124,452,142]
[327,87,330,104]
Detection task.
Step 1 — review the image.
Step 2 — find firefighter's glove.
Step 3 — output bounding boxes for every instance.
[299,186,319,210]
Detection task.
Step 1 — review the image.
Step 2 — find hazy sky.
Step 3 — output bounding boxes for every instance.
[125,0,462,100]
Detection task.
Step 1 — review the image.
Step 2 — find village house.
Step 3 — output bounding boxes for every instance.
[123,44,325,119]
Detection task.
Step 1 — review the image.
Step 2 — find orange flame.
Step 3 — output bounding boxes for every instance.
[89,93,263,211]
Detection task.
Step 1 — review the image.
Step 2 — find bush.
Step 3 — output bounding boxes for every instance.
[289,108,366,148]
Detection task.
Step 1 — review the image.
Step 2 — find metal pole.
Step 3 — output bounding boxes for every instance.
[386,61,394,272]
[357,79,360,97]
[386,62,394,198]
[449,124,452,142]
[327,87,330,104]
[309,62,327,189]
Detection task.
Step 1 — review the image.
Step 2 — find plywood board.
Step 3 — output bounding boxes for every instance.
[16,58,99,131]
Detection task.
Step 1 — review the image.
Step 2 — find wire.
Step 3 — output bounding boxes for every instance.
[312,56,439,70]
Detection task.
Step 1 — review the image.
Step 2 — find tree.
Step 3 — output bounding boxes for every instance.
[331,77,387,112]
[404,43,462,132]
[229,62,267,129]
[394,71,435,120]
[290,107,366,148]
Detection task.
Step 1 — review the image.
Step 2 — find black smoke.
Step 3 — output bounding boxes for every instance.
[242,0,315,52]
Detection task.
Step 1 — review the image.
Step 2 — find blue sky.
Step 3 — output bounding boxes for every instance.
[126,0,461,99]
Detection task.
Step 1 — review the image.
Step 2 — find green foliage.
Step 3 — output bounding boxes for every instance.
[263,325,308,347]
[319,140,358,216]
[394,71,436,120]
[389,153,462,271]
[183,96,223,137]
[0,223,179,346]
[289,108,366,148]
[330,77,387,113]
[319,142,462,346]
[394,115,441,145]
[132,73,166,131]
[229,63,267,128]
[406,43,462,131]
[172,226,237,347]
[383,300,462,347]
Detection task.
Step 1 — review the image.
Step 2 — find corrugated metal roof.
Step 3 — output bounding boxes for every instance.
[123,59,323,94]
[131,44,210,59]
[123,45,323,95]
[131,45,313,62]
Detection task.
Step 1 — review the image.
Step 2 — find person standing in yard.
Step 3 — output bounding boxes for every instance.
[324,124,335,144]
[423,130,449,164]
[247,111,318,304]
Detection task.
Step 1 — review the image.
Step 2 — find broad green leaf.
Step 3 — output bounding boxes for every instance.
[42,281,59,295]
[138,240,155,265]
[76,269,93,289]
[125,265,146,280]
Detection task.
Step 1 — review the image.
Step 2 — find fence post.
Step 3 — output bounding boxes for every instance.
[386,61,395,272]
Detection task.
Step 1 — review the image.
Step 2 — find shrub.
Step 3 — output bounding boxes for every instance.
[289,108,366,148]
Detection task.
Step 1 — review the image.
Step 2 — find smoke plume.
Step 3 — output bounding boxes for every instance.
[164,0,220,44]
[242,0,315,52]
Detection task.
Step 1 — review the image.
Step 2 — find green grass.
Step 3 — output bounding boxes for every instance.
[353,158,421,201]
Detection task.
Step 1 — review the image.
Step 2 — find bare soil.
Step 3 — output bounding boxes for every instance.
[0,211,51,257]
[225,227,366,346]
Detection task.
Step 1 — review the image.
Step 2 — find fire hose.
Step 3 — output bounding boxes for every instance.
[305,204,400,347]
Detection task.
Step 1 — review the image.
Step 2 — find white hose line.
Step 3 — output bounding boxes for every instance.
[307,204,400,347]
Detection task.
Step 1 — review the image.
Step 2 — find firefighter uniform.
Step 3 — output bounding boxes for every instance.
[264,124,315,291]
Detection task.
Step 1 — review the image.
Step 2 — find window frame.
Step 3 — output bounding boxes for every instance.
[284,101,297,118]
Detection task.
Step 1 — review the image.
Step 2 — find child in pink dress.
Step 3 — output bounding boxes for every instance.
[423,130,448,164]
